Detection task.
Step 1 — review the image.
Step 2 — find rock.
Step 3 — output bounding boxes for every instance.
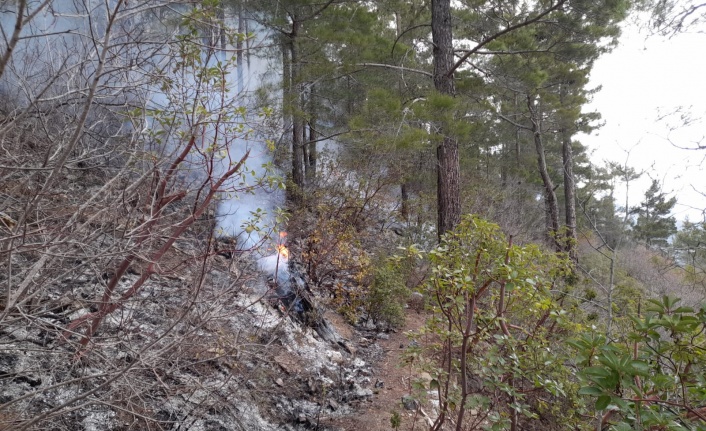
[307,378,317,393]
[408,292,425,312]
[362,320,376,330]
[384,222,406,236]
[376,332,389,340]
[315,318,344,344]
[358,337,373,347]
[338,340,356,355]
[326,350,344,364]
[275,378,284,387]
[418,372,433,385]
[402,394,419,411]
[352,358,366,368]
[274,353,301,374]
[328,399,339,410]
[353,383,373,398]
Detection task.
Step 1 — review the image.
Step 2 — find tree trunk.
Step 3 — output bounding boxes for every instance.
[400,183,409,221]
[346,75,353,115]
[218,5,226,51]
[561,88,577,260]
[562,134,577,259]
[514,93,521,169]
[306,84,317,181]
[288,20,305,202]
[282,33,292,132]
[432,0,460,240]
[528,95,560,249]
[245,15,251,68]
[236,5,244,94]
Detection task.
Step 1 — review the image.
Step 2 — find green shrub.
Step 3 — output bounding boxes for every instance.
[364,257,411,330]
[571,296,706,430]
[411,215,586,430]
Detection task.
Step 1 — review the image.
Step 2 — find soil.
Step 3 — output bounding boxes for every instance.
[320,311,430,431]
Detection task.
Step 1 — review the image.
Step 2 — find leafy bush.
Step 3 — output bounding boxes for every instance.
[363,257,412,330]
[410,215,586,430]
[571,296,706,430]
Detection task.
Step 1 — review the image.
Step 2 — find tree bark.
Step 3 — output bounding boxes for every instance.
[432,0,461,240]
[400,183,409,221]
[305,84,317,181]
[561,86,577,260]
[528,95,560,249]
[236,4,244,94]
[562,133,577,258]
[287,20,305,203]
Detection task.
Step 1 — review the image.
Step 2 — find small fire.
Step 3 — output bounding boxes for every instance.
[277,231,289,259]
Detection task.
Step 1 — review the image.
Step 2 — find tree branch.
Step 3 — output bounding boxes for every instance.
[446,0,568,77]
[358,62,433,78]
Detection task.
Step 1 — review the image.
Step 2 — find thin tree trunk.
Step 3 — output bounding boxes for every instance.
[514,93,521,168]
[561,122,577,260]
[528,95,560,249]
[281,20,303,203]
[245,16,251,68]
[400,183,409,221]
[432,0,460,240]
[218,5,226,51]
[346,75,353,115]
[282,35,292,137]
[501,142,508,187]
[236,5,244,94]
[289,20,305,200]
[306,84,317,181]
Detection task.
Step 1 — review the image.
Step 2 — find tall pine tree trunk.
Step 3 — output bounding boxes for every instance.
[281,32,292,170]
[305,84,317,181]
[561,86,577,261]
[287,20,304,203]
[562,133,577,258]
[528,95,560,249]
[432,0,460,240]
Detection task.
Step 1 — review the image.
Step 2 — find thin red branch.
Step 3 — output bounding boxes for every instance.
[68,149,250,353]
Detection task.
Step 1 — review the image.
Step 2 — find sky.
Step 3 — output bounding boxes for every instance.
[580,19,706,224]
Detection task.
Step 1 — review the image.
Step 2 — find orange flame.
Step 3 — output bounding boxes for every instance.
[277,244,289,259]
[276,231,289,259]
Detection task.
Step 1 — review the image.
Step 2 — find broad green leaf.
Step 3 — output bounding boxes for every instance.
[578,386,604,396]
[595,395,611,411]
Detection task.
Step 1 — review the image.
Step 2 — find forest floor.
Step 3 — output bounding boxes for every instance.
[320,310,430,431]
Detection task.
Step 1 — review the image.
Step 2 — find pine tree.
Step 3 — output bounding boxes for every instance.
[674,220,706,290]
[632,179,677,247]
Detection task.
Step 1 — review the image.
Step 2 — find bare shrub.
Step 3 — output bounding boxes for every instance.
[0,2,282,429]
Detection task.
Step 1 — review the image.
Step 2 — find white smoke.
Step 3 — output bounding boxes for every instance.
[213,19,285,252]
[0,2,286,253]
